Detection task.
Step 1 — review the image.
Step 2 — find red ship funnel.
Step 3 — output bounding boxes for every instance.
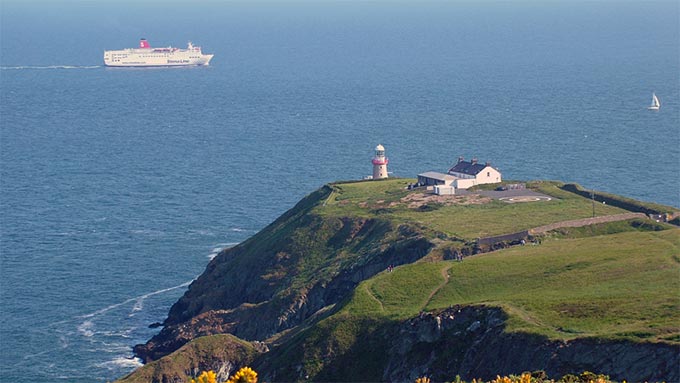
[139,39,150,48]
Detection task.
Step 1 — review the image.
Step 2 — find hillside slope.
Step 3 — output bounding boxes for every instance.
[257,230,679,382]
[134,182,434,362]
[123,179,679,382]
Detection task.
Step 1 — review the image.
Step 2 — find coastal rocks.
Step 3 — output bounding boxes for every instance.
[383,306,507,382]
[120,334,259,383]
[135,205,434,362]
[134,309,239,363]
[381,306,680,382]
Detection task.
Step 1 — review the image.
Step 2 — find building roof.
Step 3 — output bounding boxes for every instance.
[418,171,456,181]
[448,160,489,176]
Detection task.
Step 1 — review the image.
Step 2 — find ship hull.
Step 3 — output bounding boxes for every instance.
[104,54,213,67]
[103,43,214,67]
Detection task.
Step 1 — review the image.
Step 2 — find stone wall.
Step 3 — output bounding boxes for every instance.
[477,231,530,246]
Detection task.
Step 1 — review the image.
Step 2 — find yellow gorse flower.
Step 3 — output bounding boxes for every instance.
[191,370,217,383]
[415,377,430,383]
[227,366,258,383]
[490,376,511,383]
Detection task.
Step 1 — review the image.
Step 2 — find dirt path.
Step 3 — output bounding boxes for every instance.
[528,212,648,234]
[477,212,650,250]
[421,264,453,310]
[364,283,384,312]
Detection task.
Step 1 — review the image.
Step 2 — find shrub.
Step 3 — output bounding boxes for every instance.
[227,367,258,383]
[191,370,217,383]
[190,367,258,383]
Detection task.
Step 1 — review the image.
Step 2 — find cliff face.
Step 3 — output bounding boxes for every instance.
[381,306,680,382]
[134,185,434,362]
[259,306,679,382]
[123,181,680,382]
[119,334,262,383]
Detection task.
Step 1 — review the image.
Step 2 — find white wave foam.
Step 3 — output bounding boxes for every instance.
[188,228,215,236]
[21,348,53,361]
[100,329,134,339]
[208,242,240,260]
[80,279,194,319]
[96,356,143,370]
[0,65,101,70]
[131,297,144,312]
[78,320,95,337]
[59,335,69,349]
[216,242,240,247]
[229,227,247,232]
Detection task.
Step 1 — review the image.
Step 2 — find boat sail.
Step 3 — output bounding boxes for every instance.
[648,92,660,110]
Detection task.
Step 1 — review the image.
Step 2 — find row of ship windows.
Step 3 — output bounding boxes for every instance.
[110,55,201,59]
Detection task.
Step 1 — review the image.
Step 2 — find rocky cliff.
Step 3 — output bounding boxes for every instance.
[122,180,680,382]
[381,306,679,382]
[253,306,679,382]
[134,185,434,362]
[120,334,262,383]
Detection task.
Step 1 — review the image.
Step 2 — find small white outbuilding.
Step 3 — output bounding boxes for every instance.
[433,185,455,195]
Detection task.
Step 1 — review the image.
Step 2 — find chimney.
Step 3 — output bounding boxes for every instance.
[485,161,491,166]
[457,156,464,163]
[471,157,478,165]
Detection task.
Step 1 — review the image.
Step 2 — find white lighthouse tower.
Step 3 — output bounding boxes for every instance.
[372,144,389,179]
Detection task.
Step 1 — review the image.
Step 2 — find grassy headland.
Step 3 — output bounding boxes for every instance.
[121,178,680,382]
[319,179,629,239]
[261,179,679,380]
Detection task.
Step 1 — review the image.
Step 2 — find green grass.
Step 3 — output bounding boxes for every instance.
[560,182,680,215]
[546,218,671,239]
[338,229,680,343]
[318,179,630,240]
[117,334,257,383]
[344,261,446,318]
[274,227,679,382]
[125,180,680,382]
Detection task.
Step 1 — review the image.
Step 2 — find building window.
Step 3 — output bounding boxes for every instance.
[487,172,490,177]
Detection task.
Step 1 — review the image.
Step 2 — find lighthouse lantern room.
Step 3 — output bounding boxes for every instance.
[371,144,389,179]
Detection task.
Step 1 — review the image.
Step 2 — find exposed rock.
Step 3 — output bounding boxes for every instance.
[120,334,259,383]
[466,320,481,333]
[134,192,434,362]
[382,306,680,383]
[126,183,679,382]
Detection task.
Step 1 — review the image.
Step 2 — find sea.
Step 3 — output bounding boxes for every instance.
[1,1,678,382]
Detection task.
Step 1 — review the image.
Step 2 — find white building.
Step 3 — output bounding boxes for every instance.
[372,144,389,179]
[417,171,456,186]
[433,184,455,195]
[447,157,501,189]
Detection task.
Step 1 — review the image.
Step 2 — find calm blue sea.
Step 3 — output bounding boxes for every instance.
[1,1,678,381]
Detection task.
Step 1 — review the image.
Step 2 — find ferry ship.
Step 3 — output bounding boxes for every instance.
[104,39,214,67]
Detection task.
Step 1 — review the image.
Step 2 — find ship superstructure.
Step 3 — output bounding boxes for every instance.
[104,39,214,67]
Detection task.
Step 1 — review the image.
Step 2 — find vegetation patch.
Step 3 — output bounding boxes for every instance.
[319,179,634,240]
[546,218,671,239]
[560,183,679,216]
[118,335,258,383]
[125,180,680,382]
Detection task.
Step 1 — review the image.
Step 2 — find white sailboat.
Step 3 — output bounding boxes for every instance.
[648,92,660,110]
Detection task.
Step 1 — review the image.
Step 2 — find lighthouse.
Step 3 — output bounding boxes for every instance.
[372,144,389,179]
